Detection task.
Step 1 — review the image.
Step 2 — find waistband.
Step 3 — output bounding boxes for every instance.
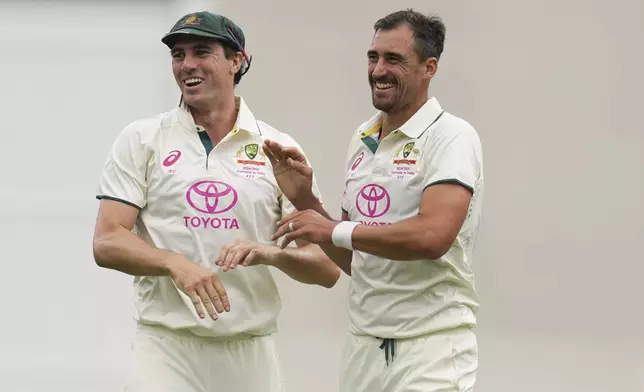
[136,321,273,343]
[351,326,476,367]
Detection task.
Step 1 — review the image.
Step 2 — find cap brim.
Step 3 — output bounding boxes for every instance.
[161,28,227,47]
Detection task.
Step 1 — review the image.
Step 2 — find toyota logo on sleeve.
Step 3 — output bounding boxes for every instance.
[183,180,240,230]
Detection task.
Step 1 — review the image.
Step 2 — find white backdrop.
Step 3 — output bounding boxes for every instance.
[1,1,643,391]
[0,1,177,391]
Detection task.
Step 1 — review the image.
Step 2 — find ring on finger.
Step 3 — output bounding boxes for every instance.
[288,221,295,232]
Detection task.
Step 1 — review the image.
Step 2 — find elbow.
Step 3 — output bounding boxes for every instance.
[92,235,112,269]
[92,239,107,268]
[320,266,342,289]
[424,246,449,260]
[410,233,451,260]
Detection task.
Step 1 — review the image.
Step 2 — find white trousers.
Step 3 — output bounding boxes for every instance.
[124,323,285,392]
[340,327,478,392]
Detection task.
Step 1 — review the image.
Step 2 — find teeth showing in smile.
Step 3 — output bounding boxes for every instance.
[375,82,394,90]
[185,77,203,87]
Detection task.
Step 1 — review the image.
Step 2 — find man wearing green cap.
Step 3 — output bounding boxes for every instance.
[92,11,340,392]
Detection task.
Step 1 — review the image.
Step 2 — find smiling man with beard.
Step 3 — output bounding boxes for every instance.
[92,11,340,392]
[263,9,485,392]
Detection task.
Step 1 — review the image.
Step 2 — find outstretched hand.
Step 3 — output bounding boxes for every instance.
[263,139,319,210]
[215,240,280,271]
[271,209,337,249]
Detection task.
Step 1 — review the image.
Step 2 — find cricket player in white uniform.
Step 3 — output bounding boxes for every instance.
[91,11,340,392]
[260,9,484,392]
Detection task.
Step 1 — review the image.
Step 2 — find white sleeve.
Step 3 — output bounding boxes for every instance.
[340,188,349,215]
[96,122,149,209]
[422,127,482,194]
[340,134,358,215]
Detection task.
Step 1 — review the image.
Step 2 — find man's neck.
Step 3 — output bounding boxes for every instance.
[189,95,238,144]
[380,94,429,140]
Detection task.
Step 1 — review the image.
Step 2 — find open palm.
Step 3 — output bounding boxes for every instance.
[263,139,317,210]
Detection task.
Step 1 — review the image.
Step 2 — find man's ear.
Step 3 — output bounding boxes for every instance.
[424,57,439,80]
[232,52,245,75]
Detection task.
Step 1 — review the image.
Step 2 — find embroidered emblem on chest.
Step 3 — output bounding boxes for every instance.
[234,143,267,179]
[393,142,420,164]
[391,141,420,179]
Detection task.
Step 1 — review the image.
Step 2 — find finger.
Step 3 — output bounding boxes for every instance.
[272,221,296,241]
[228,247,251,270]
[216,244,232,266]
[286,158,313,177]
[276,210,305,227]
[203,280,225,314]
[188,289,206,319]
[280,234,294,249]
[211,276,230,312]
[221,246,237,271]
[262,143,279,167]
[222,246,244,271]
[218,240,242,270]
[242,249,259,266]
[280,230,306,249]
[196,285,218,320]
[269,141,286,161]
[280,147,308,163]
[263,139,285,161]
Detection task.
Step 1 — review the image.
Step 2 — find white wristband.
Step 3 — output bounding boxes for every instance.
[332,221,361,250]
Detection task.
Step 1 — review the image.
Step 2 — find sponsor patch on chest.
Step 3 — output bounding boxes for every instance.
[184,180,240,230]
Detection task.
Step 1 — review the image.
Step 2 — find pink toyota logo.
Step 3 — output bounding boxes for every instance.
[356,183,390,218]
[186,180,238,214]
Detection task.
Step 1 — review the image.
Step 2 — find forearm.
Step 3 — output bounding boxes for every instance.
[351,216,441,261]
[273,244,341,288]
[317,243,353,275]
[296,196,334,221]
[292,201,353,273]
[93,226,177,276]
[301,203,353,274]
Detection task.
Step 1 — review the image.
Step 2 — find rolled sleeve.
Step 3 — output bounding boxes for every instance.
[96,122,148,209]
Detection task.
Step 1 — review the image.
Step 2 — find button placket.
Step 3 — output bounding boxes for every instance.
[372,130,399,179]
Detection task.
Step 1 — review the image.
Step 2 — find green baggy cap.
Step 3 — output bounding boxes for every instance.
[161,11,246,53]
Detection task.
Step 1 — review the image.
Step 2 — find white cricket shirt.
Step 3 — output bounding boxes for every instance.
[96,96,322,339]
[341,97,484,339]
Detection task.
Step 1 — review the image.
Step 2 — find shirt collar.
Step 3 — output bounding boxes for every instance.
[357,97,444,140]
[398,97,443,138]
[176,96,261,135]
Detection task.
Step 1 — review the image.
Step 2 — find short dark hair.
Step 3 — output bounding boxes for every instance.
[221,44,244,85]
[373,9,446,62]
